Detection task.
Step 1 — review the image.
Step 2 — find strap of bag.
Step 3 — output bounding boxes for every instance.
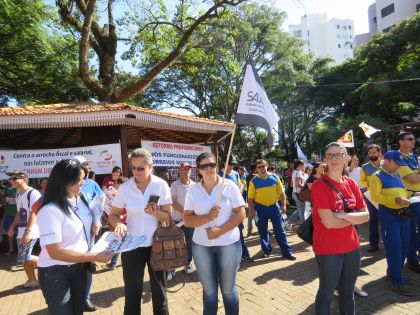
[319,177,351,212]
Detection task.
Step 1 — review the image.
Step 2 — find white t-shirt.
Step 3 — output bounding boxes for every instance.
[292,170,305,193]
[37,198,89,267]
[184,177,245,247]
[112,175,172,247]
[170,178,195,222]
[69,197,94,248]
[348,167,362,188]
[16,188,42,239]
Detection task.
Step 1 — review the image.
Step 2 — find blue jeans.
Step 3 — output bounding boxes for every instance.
[364,196,379,249]
[255,203,292,257]
[110,253,119,267]
[379,205,410,284]
[315,248,361,315]
[193,241,241,315]
[407,201,420,265]
[291,193,306,224]
[39,263,87,315]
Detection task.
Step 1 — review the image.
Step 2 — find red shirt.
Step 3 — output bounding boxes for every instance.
[102,176,116,191]
[311,174,366,255]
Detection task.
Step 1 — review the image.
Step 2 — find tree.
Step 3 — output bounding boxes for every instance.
[0,0,91,103]
[54,0,246,102]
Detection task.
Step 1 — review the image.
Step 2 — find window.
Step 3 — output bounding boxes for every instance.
[381,3,395,18]
[307,30,310,36]
[350,44,353,49]
[350,35,352,39]
[344,26,347,30]
[294,30,302,37]
[373,16,377,24]
[416,4,420,12]
[337,24,340,29]
[338,44,341,48]
[349,25,352,30]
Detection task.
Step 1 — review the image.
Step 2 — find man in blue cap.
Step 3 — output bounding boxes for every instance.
[370,150,414,296]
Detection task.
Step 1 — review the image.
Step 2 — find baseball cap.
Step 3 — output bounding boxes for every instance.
[6,170,28,178]
[179,162,192,168]
[73,155,93,166]
[383,150,406,165]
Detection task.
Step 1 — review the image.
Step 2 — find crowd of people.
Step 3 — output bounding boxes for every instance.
[0,131,418,315]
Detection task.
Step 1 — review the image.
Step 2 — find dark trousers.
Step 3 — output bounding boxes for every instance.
[121,246,168,315]
[38,263,87,315]
[315,248,361,315]
[238,222,250,257]
[364,196,379,249]
[407,201,420,264]
[182,225,194,263]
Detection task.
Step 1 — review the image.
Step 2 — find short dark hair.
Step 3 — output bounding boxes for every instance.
[368,144,381,152]
[397,132,414,142]
[41,159,84,215]
[112,166,122,173]
[293,159,304,169]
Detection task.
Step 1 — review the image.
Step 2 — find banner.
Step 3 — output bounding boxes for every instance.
[296,142,308,163]
[0,143,122,179]
[141,140,211,167]
[234,62,279,148]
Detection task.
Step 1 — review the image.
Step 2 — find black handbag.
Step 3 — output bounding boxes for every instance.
[297,214,313,245]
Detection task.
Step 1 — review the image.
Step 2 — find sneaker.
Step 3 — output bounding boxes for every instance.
[367,247,379,253]
[285,220,293,231]
[283,255,297,261]
[241,255,254,262]
[354,287,368,297]
[167,270,175,282]
[390,283,413,296]
[185,263,194,274]
[262,252,271,258]
[406,262,420,274]
[334,289,339,297]
[23,280,39,288]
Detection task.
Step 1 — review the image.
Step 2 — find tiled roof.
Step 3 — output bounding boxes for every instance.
[0,103,234,134]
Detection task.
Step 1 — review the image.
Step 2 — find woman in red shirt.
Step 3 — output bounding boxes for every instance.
[311,142,369,315]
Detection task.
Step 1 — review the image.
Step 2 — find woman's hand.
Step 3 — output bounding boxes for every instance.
[144,203,160,217]
[91,223,101,236]
[205,227,222,240]
[93,251,115,263]
[114,223,127,237]
[207,206,220,221]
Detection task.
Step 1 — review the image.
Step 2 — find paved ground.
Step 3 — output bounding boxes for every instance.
[1,222,419,314]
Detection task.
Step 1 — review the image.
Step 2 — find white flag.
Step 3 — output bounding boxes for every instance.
[359,122,380,138]
[337,130,354,147]
[234,62,279,148]
[296,142,308,162]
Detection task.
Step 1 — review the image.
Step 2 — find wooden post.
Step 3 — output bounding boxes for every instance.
[120,125,129,176]
[213,135,219,163]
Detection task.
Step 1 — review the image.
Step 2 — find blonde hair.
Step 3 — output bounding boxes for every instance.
[130,148,153,164]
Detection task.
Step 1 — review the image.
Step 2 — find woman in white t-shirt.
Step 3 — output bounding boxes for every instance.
[36,159,113,315]
[289,159,307,224]
[109,148,172,315]
[184,152,246,315]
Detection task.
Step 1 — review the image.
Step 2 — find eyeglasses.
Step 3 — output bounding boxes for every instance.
[198,163,217,170]
[64,159,80,167]
[8,177,21,181]
[401,137,415,141]
[257,165,267,169]
[325,153,347,160]
[132,165,148,172]
[228,162,237,166]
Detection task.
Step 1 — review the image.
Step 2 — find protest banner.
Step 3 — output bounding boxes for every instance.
[141,140,211,167]
[0,143,122,179]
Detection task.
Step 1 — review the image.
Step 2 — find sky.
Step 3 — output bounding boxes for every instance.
[275,0,375,34]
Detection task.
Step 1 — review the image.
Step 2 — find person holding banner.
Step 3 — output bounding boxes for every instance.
[184,152,246,315]
[109,148,172,315]
[36,159,113,315]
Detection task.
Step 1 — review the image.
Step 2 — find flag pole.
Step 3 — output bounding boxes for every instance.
[212,124,237,227]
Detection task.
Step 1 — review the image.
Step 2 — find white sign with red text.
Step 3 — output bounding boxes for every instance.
[141,140,211,167]
[0,143,122,179]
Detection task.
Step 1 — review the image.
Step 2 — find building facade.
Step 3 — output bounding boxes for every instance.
[289,14,354,64]
[355,0,420,48]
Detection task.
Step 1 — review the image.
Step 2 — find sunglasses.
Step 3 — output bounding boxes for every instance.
[64,159,80,167]
[132,165,148,172]
[257,165,267,169]
[9,177,22,181]
[402,137,415,141]
[198,163,217,170]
